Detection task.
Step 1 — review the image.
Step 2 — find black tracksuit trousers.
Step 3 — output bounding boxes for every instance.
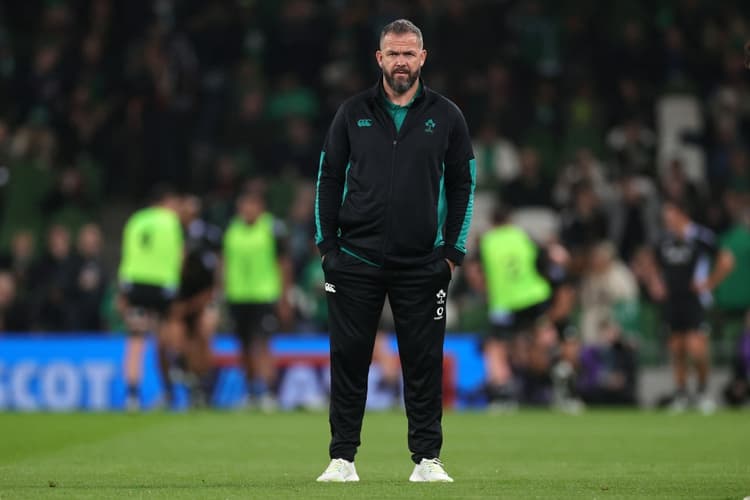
[322,249,452,464]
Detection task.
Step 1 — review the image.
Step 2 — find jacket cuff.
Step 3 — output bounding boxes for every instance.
[317,238,338,257]
[443,245,466,266]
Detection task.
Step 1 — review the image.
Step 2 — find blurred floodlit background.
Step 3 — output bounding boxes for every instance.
[0,0,749,412]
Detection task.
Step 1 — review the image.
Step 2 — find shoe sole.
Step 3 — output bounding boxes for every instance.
[409,473,453,482]
[316,476,359,482]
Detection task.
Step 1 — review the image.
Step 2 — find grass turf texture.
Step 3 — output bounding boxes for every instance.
[0,411,748,499]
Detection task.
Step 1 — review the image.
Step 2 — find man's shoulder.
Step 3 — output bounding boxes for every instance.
[337,88,375,115]
[424,87,465,119]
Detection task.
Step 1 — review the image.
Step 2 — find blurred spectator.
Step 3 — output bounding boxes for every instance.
[21,43,67,125]
[272,117,319,179]
[0,230,36,296]
[110,96,147,196]
[0,271,30,332]
[131,24,198,191]
[265,0,328,85]
[577,319,638,406]
[553,148,611,207]
[501,147,553,208]
[296,245,328,333]
[524,79,563,172]
[41,166,96,233]
[707,119,742,191]
[562,82,604,159]
[286,182,315,279]
[222,84,271,175]
[266,74,319,121]
[472,121,519,190]
[65,223,107,331]
[606,118,656,179]
[609,175,660,263]
[28,224,76,331]
[560,182,609,269]
[508,0,561,77]
[727,147,750,194]
[579,242,639,345]
[660,26,693,88]
[609,20,653,85]
[0,26,15,118]
[1,117,57,248]
[474,62,525,141]
[204,155,242,228]
[609,77,652,129]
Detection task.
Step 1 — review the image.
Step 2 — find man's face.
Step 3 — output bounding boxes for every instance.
[238,195,263,223]
[162,194,181,213]
[662,203,686,234]
[376,33,426,95]
[179,195,201,224]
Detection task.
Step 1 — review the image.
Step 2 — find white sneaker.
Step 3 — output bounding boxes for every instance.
[487,400,519,414]
[125,395,140,413]
[697,394,717,415]
[555,398,585,415]
[258,394,279,413]
[668,394,689,414]
[409,458,454,482]
[316,459,359,482]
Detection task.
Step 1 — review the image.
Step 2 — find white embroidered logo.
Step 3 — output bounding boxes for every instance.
[325,282,336,293]
[434,289,446,320]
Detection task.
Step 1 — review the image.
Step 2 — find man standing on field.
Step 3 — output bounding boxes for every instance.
[314,19,475,482]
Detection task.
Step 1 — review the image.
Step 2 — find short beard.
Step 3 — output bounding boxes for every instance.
[384,67,420,95]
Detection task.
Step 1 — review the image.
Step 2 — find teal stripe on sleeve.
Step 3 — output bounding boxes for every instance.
[340,162,351,205]
[455,158,477,253]
[314,151,325,244]
[434,162,447,247]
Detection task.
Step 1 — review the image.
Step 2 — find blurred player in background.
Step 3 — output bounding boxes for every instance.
[164,194,223,408]
[223,189,292,411]
[476,204,579,411]
[118,185,183,411]
[645,198,734,413]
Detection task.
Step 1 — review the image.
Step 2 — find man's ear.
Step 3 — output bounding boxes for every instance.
[376,50,383,69]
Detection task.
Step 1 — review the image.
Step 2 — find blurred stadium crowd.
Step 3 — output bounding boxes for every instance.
[0,1,750,406]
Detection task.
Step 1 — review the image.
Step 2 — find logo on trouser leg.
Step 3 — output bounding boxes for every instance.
[434,289,446,320]
[325,282,336,293]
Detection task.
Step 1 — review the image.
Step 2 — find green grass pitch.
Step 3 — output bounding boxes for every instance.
[0,410,748,499]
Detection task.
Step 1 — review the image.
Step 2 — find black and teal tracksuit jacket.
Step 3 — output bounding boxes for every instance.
[315,79,476,269]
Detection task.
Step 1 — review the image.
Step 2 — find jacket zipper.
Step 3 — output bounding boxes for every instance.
[382,137,398,264]
[374,94,424,266]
